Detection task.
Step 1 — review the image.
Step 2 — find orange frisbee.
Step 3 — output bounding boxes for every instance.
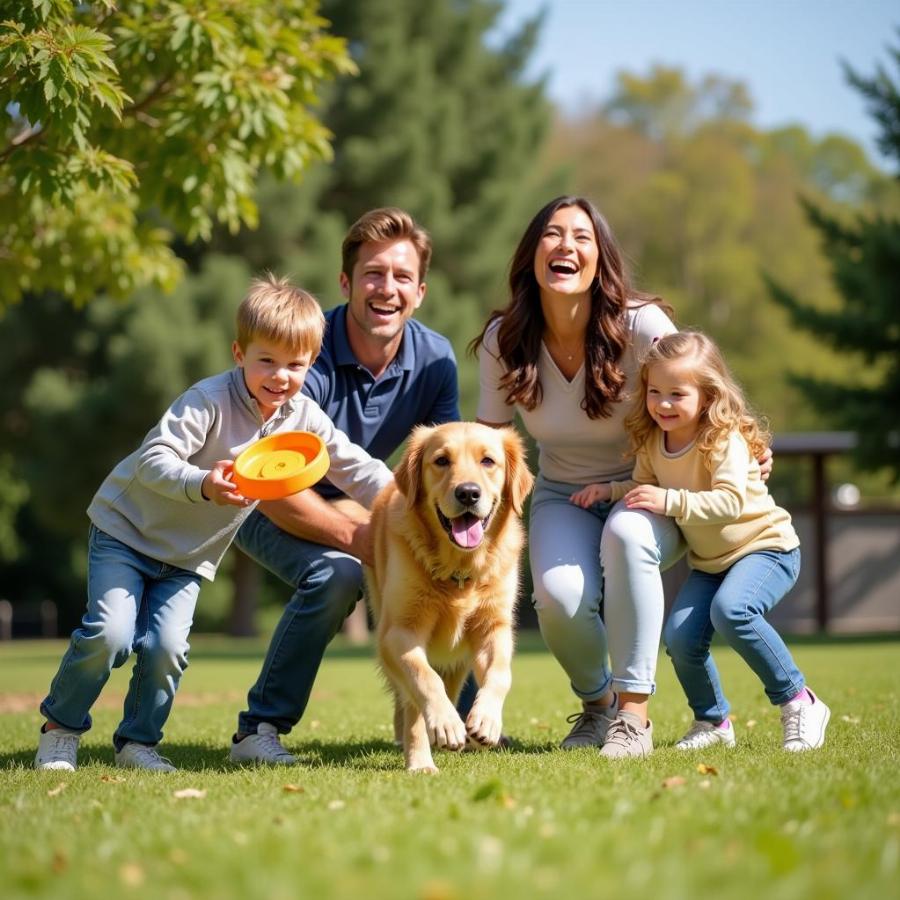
[233,431,329,500]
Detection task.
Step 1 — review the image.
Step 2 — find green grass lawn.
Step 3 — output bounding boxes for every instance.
[1,633,898,900]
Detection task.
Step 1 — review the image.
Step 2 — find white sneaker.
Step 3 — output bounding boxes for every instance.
[599,711,654,759]
[35,726,81,771]
[781,688,830,752]
[675,719,736,750]
[561,697,618,749]
[229,722,297,766]
[115,742,177,772]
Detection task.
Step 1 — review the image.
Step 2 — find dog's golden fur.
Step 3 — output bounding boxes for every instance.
[365,421,534,773]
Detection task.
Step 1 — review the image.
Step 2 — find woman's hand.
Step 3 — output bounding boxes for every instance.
[570,482,611,508]
[623,484,667,515]
[758,446,774,481]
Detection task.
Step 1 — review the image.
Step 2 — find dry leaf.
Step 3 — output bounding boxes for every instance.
[173,788,206,800]
[698,779,712,790]
[283,783,305,793]
[100,775,125,783]
[327,799,345,810]
[696,763,719,776]
[309,719,321,729]
[119,863,145,887]
[745,720,758,729]
[840,715,860,725]
[47,783,67,797]
[51,849,68,873]
[662,776,687,789]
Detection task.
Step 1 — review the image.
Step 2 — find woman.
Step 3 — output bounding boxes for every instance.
[471,195,681,758]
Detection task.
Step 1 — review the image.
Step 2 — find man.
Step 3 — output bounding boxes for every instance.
[229,208,461,764]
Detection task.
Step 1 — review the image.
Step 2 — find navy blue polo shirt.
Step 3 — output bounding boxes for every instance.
[303,304,460,499]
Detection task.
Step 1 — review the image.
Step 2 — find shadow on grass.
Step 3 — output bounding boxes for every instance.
[3,735,561,773]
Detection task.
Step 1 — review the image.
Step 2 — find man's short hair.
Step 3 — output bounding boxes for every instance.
[236,273,325,357]
[341,207,432,282]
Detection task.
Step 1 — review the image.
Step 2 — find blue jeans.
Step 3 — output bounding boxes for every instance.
[529,476,685,700]
[41,526,200,749]
[234,511,363,735]
[663,547,804,722]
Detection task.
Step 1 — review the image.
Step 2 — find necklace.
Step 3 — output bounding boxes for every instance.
[548,332,583,362]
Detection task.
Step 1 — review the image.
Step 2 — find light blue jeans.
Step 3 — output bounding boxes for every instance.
[41,526,200,749]
[663,547,804,722]
[529,476,685,700]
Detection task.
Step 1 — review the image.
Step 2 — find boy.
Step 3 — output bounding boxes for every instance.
[35,275,393,771]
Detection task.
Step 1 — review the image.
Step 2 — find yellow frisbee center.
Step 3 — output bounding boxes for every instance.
[253,449,308,480]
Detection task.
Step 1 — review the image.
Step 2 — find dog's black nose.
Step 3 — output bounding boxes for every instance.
[455,482,481,507]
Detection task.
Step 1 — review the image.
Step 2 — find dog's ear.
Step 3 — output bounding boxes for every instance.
[394,425,432,509]
[501,427,534,516]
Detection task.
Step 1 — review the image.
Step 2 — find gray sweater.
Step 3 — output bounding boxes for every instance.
[88,368,393,580]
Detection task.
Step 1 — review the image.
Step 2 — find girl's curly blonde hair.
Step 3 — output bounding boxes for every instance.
[624,331,770,464]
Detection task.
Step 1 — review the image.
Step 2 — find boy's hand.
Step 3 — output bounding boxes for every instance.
[570,483,611,508]
[202,461,252,507]
[623,484,667,515]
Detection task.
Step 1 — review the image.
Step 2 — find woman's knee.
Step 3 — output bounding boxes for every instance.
[532,572,599,630]
[601,508,659,568]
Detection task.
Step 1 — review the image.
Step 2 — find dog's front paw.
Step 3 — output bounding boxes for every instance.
[466,699,503,748]
[424,702,467,751]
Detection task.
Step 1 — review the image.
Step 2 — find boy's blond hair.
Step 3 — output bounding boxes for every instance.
[236,273,325,357]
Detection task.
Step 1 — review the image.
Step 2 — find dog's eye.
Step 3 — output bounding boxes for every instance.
[434,455,450,467]
[481,456,496,467]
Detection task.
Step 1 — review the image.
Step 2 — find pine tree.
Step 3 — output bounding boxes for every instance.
[767,43,900,479]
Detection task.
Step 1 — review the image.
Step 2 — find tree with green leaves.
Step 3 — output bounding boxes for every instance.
[216,0,554,414]
[0,0,354,306]
[767,43,900,480]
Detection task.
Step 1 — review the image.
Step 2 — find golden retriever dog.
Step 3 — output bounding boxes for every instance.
[365,422,534,773]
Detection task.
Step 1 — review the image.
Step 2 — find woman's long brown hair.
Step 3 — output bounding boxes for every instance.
[469,196,670,419]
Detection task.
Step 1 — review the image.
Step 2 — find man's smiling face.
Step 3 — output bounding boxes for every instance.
[341,238,426,348]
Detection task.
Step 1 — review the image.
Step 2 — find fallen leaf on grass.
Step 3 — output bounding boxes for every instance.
[419,878,458,900]
[283,783,305,793]
[173,788,206,800]
[51,849,68,873]
[745,720,757,729]
[840,715,860,725]
[698,779,712,790]
[696,763,719,776]
[47,783,67,797]
[119,863,144,887]
[662,776,687,789]
[327,799,345,810]
[100,775,125,783]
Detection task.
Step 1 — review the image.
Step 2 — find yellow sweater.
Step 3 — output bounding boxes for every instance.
[609,430,799,574]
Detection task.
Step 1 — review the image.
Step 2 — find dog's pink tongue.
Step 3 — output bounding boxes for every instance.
[451,513,484,548]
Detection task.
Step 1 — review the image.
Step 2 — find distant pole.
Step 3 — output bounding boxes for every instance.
[0,599,11,641]
[811,454,829,632]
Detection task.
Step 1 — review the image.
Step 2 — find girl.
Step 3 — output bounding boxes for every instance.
[571,331,830,752]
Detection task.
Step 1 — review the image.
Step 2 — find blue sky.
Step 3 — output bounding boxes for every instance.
[494,0,898,167]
